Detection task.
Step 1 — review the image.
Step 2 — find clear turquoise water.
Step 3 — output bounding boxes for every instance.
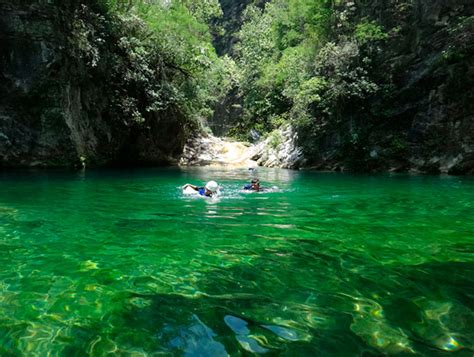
[0,167,473,356]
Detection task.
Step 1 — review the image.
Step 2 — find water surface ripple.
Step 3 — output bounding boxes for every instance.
[0,168,473,356]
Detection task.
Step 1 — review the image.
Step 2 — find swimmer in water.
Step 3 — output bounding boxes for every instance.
[243,178,261,192]
[182,180,219,197]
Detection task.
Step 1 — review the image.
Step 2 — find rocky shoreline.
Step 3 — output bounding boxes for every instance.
[179,125,304,170]
[179,123,474,174]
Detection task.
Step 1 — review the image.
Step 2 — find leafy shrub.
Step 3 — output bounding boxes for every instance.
[267,130,283,150]
[355,20,388,44]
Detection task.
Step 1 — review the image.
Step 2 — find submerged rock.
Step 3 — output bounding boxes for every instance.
[169,315,228,357]
[224,315,250,335]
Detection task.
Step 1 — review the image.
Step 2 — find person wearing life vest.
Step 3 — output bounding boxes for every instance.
[243,178,261,192]
[183,181,219,197]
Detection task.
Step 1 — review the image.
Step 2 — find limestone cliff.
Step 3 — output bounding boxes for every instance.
[301,0,474,174]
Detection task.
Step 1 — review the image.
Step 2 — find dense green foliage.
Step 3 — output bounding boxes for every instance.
[228,0,387,141]
[69,0,233,131]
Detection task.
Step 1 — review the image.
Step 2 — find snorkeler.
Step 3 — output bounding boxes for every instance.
[182,181,219,197]
[243,178,261,192]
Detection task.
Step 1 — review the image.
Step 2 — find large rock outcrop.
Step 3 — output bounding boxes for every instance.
[251,125,304,169]
[0,1,186,168]
[179,126,303,170]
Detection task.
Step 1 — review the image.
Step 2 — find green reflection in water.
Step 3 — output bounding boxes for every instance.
[0,167,473,356]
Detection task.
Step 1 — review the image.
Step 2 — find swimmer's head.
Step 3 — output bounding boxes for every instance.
[205,181,219,195]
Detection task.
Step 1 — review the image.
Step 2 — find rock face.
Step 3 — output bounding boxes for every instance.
[0,1,186,168]
[208,87,243,137]
[212,0,267,56]
[251,126,304,169]
[374,0,474,174]
[179,126,303,170]
[304,0,474,174]
[179,134,257,168]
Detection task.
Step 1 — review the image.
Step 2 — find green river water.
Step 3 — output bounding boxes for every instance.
[0,167,473,356]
